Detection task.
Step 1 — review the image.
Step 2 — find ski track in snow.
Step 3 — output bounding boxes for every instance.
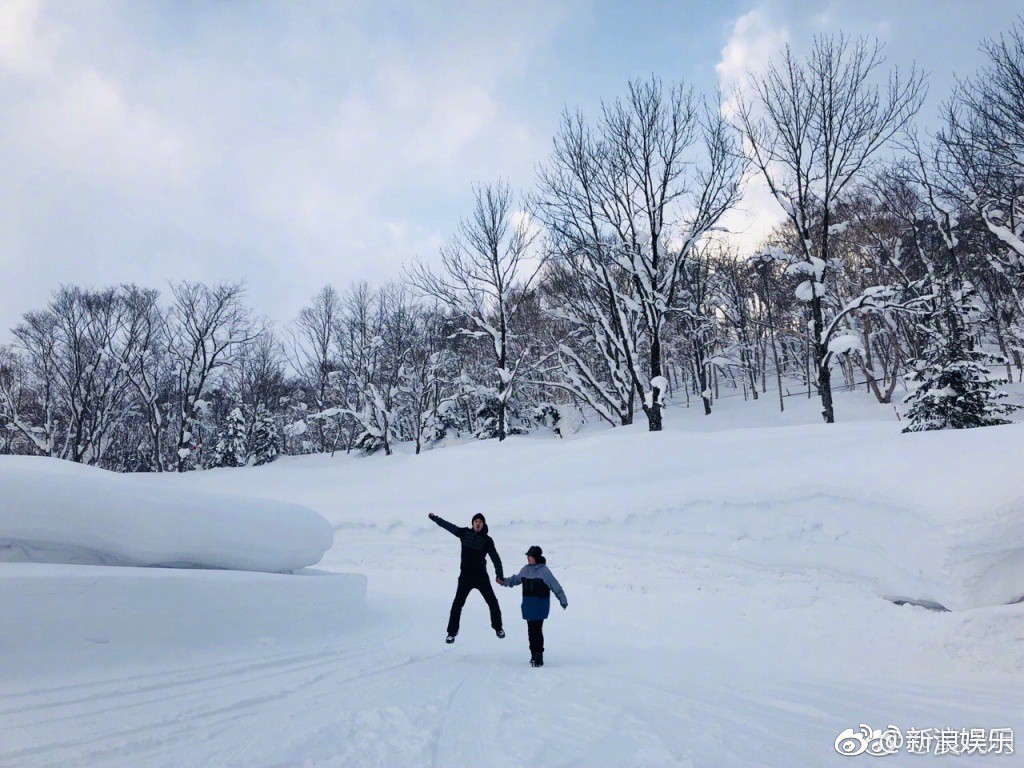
[2,570,1020,768]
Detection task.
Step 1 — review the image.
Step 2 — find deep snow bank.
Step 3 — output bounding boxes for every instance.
[0,456,333,572]
[164,405,1024,612]
[0,563,366,686]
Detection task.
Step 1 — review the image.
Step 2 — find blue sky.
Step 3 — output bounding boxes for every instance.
[0,0,1020,338]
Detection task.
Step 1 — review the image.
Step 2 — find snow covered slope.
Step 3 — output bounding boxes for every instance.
[0,456,333,572]
[167,403,1024,612]
[1,393,1021,767]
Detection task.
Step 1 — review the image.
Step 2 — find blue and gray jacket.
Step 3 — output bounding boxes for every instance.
[502,562,567,620]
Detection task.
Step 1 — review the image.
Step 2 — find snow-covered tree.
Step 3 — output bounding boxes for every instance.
[6,286,137,465]
[0,345,42,456]
[167,281,257,471]
[119,285,172,471]
[211,407,248,467]
[400,309,462,454]
[408,181,541,441]
[536,77,744,431]
[251,405,280,465]
[734,34,925,422]
[903,280,1017,431]
[324,283,418,456]
[939,19,1024,267]
[287,285,342,452]
[534,246,640,427]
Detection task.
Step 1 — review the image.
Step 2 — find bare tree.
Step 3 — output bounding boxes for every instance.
[935,19,1024,358]
[0,345,46,455]
[533,246,639,427]
[398,305,460,454]
[408,181,541,441]
[8,287,137,464]
[676,243,725,415]
[167,281,257,472]
[536,76,744,431]
[235,331,288,428]
[734,34,925,422]
[940,18,1024,259]
[288,285,341,451]
[119,285,170,471]
[749,248,790,411]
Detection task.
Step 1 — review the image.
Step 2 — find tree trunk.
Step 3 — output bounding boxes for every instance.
[647,331,663,432]
[811,294,834,423]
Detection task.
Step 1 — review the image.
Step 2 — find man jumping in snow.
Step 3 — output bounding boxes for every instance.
[428,512,505,644]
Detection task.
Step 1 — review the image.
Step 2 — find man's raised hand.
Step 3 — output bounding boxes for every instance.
[428,513,435,519]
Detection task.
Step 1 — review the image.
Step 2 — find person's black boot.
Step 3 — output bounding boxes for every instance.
[445,634,456,644]
[529,653,539,667]
[535,652,544,667]
[495,628,505,639]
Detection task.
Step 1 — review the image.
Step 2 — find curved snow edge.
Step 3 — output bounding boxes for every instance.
[0,457,334,572]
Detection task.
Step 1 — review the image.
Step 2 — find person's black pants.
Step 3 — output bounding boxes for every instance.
[447,571,502,635]
[527,619,544,655]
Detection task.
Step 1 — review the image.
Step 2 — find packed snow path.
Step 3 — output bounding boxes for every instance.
[1,599,1017,768]
[2,527,1020,768]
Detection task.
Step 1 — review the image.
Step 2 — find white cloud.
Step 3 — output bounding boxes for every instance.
[716,6,791,254]
[0,0,56,77]
[1,0,1020,338]
[19,68,184,181]
[0,0,571,338]
[716,6,789,98]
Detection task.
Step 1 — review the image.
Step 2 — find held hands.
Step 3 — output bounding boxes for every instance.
[496,577,505,585]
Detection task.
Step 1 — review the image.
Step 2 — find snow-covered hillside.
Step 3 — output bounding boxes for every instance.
[1,393,1021,767]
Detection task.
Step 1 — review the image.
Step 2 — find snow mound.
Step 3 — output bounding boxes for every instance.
[0,563,367,686]
[0,457,334,572]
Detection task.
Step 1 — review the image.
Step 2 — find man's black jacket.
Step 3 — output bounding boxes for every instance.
[431,515,504,580]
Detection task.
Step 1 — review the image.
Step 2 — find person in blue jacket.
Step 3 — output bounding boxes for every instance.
[498,545,567,667]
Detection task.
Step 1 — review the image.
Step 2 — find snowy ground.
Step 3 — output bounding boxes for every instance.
[1,391,1022,767]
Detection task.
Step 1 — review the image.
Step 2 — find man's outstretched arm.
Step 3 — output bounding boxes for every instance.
[428,512,460,537]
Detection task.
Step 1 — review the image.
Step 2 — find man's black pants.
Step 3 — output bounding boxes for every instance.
[447,570,503,635]
[527,619,544,654]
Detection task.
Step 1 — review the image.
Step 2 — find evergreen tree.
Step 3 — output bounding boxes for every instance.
[252,405,280,465]
[211,407,248,467]
[903,280,1018,432]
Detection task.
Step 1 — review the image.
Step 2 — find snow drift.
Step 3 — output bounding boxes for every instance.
[167,406,1024,611]
[0,456,334,572]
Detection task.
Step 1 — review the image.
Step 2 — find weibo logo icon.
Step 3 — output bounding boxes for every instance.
[835,724,904,756]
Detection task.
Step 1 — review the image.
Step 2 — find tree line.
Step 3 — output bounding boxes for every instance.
[2,22,1023,470]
